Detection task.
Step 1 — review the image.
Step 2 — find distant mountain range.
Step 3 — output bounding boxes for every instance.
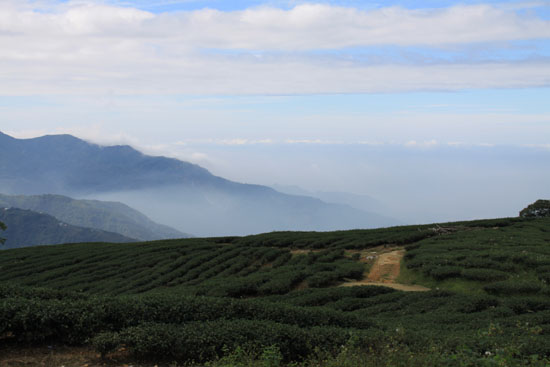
[0,208,135,249]
[270,184,396,219]
[0,193,189,241]
[0,132,212,194]
[0,132,399,236]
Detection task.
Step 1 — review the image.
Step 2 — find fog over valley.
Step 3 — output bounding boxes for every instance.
[1,131,548,236]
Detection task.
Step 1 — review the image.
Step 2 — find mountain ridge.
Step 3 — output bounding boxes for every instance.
[0,193,190,241]
[0,207,135,249]
[0,132,399,236]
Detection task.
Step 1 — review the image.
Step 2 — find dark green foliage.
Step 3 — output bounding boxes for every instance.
[92,320,369,363]
[403,217,550,296]
[0,285,374,346]
[91,331,120,357]
[455,294,499,313]
[0,242,362,297]
[0,283,88,301]
[210,340,550,367]
[265,286,396,307]
[484,280,542,295]
[460,268,509,281]
[450,217,523,228]
[1,215,550,365]
[429,266,462,280]
[0,220,5,245]
[306,261,364,287]
[520,200,550,218]
[503,296,550,314]
[230,225,439,250]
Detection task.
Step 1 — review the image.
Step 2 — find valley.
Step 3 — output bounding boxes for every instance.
[0,132,399,237]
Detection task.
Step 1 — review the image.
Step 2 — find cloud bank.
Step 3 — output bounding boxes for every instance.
[0,1,549,95]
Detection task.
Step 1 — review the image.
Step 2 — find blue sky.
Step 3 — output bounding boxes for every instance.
[102,0,550,12]
[1,0,549,222]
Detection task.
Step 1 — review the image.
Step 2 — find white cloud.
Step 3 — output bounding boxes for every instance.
[191,152,209,160]
[219,138,249,145]
[522,143,550,150]
[358,141,385,146]
[5,2,549,47]
[0,1,549,95]
[165,138,276,146]
[2,57,549,95]
[285,139,344,144]
[404,139,439,148]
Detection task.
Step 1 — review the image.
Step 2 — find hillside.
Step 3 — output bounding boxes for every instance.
[0,131,212,193]
[0,132,398,236]
[0,193,189,241]
[0,208,135,249]
[0,215,549,366]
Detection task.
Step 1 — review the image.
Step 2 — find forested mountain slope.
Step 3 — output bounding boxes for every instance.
[0,193,189,240]
[0,208,135,248]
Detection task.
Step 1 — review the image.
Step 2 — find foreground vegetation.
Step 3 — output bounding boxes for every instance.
[0,216,549,365]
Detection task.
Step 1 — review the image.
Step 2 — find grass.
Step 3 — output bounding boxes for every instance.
[397,261,487,295]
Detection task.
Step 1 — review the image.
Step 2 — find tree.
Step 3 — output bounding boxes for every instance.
[0,220,5,245]
[519,200,550,218]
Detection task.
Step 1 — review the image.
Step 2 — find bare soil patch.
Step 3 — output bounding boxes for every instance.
[366,249,405,283]
[341,248,430,292]
[0,345,149,367]
[0,345,99,367]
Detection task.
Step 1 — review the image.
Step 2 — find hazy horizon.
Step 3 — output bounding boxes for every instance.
[1,0,549,229]
[3,131,548,228]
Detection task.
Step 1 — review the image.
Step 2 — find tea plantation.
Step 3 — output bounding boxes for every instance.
[1,216,549,366]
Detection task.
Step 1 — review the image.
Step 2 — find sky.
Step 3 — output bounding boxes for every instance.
[1,0,549,223]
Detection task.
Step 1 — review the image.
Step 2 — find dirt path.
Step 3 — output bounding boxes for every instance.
[366,249,405,283]
[341,248,430,292]
[0,345,156,367]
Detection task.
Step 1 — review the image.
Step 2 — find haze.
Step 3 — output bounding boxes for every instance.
[1,0,549,228]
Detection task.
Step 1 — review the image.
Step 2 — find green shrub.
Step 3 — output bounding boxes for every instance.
[520,200,550,218]
[504,296,550,314]
[91,331,120,357]
[429,266,462,280]
[484,280,542,295]
[92,320,367,363]
[460,268,509,281]
[0,290,375,347]
[456,295,499,313]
